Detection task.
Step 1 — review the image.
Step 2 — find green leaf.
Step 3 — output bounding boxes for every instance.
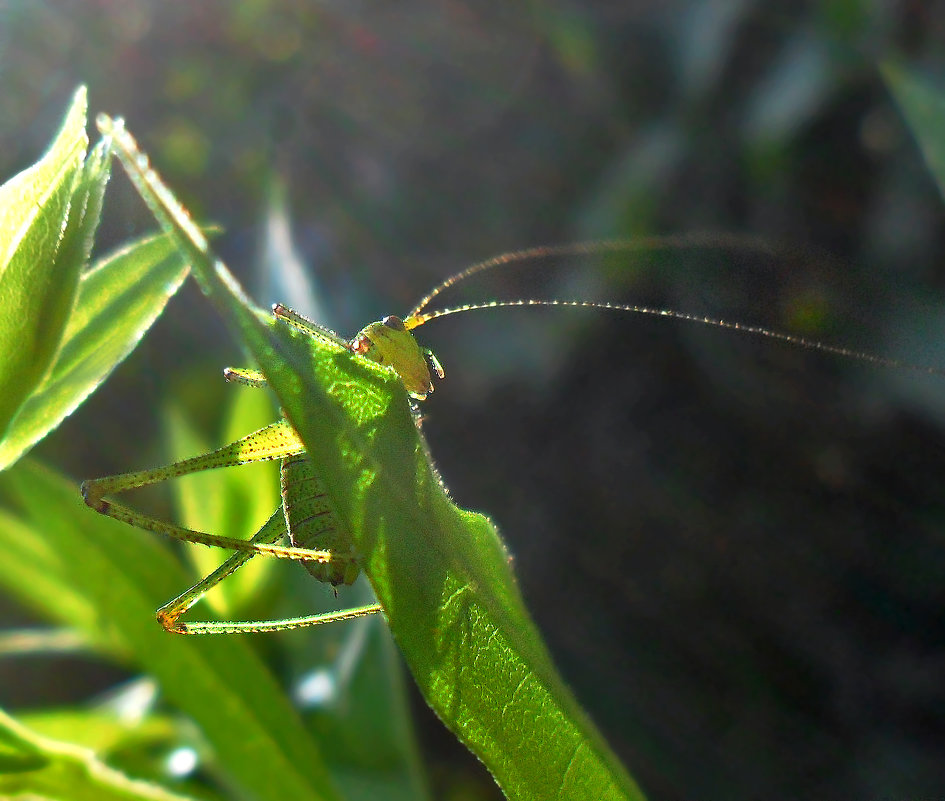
[100,118,646,801]
[0,87,90,436]
[19,707,180,759]
[262,318,642,800]
[0,233,189,470]
[0,461,344,801]
[883,61,945,203]
[0,706,197,801]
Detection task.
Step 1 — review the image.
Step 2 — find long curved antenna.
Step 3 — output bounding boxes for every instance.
[406,232,777,319]
[405,298,945,379]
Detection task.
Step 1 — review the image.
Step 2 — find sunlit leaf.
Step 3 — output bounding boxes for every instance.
[0,233,188,470]
[0,87,90,435]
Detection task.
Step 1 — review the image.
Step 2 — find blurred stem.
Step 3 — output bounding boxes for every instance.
[0,627,88,657]
[0,706,198,801]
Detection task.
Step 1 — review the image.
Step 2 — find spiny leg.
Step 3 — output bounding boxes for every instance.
[155,508,384,634]
[223,366,268,387]
[82,419,321,561]
[271,303,347,345]
[158,507,284,633]
[167,600,383,636]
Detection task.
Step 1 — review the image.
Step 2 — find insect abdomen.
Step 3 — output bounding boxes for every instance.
[280,455,360,586]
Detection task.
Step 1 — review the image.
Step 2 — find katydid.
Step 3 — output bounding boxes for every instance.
[82,115,945,636]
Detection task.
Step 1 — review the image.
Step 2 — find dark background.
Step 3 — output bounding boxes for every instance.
[2,2,945,799]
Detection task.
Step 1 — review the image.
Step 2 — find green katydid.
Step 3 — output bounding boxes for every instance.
[82,114,945,637]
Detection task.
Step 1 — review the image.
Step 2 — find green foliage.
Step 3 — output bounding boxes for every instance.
[0,89,651,797]
[4,9,945,800]
[101,115,645,800]
[0,460,346,799]
[226,289,641,800]
[3,56,942,801]
[0,706,196,801]
[0,91,427,801]
[0,88,190,470]
[0,87,91,438]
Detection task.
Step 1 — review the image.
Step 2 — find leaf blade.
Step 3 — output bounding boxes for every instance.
[0,87,90,435]
[0,233,189,470]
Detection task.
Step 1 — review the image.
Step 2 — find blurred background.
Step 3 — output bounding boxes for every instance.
[2,2,945,799]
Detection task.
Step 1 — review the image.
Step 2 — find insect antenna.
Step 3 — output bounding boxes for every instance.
[404,251,945,381]
[406,232,776,319]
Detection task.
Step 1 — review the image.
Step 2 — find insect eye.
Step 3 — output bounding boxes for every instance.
[382,315,406,331]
